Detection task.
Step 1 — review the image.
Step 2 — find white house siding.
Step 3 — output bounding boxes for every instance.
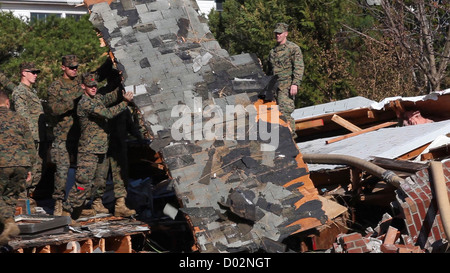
[0,0,87,21]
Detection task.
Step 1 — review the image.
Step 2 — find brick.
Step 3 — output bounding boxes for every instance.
[412,213,422,231]
[397,244,422,253]
[341,233,363,243]
[354,238,367,248]
[431,225,442,241]
[408,191,419,201]
[380,244,398,253]
[344,241,355,250]
[406,197,418,214]
[416,200,427,219]
[347,247,364,253]
[407,223,418,239]
[384,226,399,244]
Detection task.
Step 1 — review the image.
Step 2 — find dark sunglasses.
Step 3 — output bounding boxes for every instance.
[67,65,78,70]
[25,70,40,75]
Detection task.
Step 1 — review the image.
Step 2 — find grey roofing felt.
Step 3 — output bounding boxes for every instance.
[88,0,331,253]
[297,119,450,171]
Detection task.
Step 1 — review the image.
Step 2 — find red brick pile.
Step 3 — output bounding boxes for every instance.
[332,160,450,253]
[332,228,423,253]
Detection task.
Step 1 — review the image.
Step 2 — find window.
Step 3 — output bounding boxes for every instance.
[216,0,224,12]
[66,14,83,21]
[30,13,61,22]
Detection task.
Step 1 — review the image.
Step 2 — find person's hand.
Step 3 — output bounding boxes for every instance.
[123,91,134,102]
[26,172,32,183]
[290,85,298,97]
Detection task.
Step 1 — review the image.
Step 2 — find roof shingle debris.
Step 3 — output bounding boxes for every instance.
[86,0,345,252]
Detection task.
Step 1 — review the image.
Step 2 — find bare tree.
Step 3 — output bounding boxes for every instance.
[376,0,450,92]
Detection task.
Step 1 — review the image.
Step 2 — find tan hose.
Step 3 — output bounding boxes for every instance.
[302,153,403,188]
[430,161,450,240]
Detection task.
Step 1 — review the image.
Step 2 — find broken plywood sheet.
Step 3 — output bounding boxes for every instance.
[86,0,343,252]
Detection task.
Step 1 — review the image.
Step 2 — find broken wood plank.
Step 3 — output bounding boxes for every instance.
[331,114,362,133]
[397,143,430,160]
[370,156,428,173]
[295,118,324,131]
[326,121,398,144]
[420,144,450,161]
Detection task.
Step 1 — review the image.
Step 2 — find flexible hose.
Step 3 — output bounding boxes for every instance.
[302,153,403,188]
[430,161,450,240]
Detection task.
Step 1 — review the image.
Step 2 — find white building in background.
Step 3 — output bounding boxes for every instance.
[196,0,223,16]
[0,0,87,21]
[0,0,223,22]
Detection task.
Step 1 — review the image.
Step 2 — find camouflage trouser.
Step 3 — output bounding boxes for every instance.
[0,166,29,219]
[51,140,71,201]
[29,145,42,195]
[63,153,108,213]
[108,156,127,199]
[275,82,296,132]
[18,146,42,199]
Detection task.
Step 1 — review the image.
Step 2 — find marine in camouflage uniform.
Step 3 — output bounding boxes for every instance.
[11,62,45,197]
[47,55,83,215]
[0,90,36,243]
[98,70,142,217]
[268,23,304,136]
[62,73,134,220]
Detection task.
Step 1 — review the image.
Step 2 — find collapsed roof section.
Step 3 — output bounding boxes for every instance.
[85,0,345,252]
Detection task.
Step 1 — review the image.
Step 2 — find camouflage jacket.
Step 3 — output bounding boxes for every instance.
[268,40,304,87]
[0,71,15,95]
[0,106,36,167]
[47,76,83,141]
[77,88,128,154]
[12,82,45,142]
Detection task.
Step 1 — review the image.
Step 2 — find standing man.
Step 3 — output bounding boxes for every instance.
[0,90,35,244]
[47,55,83,216]
[11,62,45,200]
[268,22,304,136]
[98,69,140,217]
[62,73,135,221]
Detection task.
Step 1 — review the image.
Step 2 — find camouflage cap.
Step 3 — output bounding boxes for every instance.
[274,23,289,33]
[82,73,98,87]
[20,62,41,73]
[62,54,79,67]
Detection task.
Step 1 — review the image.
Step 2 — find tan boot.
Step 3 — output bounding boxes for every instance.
[80,209,96,217]
[53,200,63,216]
[92,198,109,214]
[0,218,20,245]
[114,197,136,217]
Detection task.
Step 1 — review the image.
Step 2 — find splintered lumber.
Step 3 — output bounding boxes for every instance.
[295,118,324,131]
[326,121,398,144]
[331,114,362,133]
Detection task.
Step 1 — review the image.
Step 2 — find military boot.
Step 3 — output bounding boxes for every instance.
[0,218,20,245]
[80,208,96,217]
[53,200,63,216]
[92,198,109,214]
[114,197,136,217]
